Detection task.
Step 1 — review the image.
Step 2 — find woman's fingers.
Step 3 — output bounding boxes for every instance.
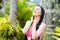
[31,16,34,22]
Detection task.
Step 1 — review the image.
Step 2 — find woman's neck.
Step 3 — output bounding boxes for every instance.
[34,16,40,23]
[34,16,40,20]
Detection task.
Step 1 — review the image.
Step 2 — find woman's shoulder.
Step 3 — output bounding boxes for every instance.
[26,20,31,24]
[26,20,31,22]
[40,23,46,27]
[41,23,46,26]
[39,22,46,29]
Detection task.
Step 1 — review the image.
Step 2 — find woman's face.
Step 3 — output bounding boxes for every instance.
[33,6,41,16]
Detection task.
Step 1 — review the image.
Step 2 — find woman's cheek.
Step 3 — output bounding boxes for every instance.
[36,10,39,13]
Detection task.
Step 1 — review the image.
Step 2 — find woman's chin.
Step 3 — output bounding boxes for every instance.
[33,15,38,17]
[33,14,36,16]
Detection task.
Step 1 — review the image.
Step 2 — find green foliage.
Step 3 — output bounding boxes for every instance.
[54,26,60,33]
[52,13,60,25]
[51,26,60,40]
[0,0,10,17]
[45,26,60,40]
[0,11,4,17]
[17,0,32,28]
[0,14,22,40]
[42,28,56,40]
[55,4,60,10]
[3,2,10,15]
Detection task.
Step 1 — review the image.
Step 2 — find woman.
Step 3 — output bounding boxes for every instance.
[22,5,46,40]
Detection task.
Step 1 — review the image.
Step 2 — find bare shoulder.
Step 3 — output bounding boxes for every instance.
[39,23,46,28]
[26,20,31,23]
[41,23,46,27]
[26,20,31,24]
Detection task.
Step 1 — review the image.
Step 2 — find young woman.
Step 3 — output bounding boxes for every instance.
[22,5,46,40]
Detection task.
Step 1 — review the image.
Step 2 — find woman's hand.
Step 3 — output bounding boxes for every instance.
[31,16,34,22]
[31,16,39,25]
[33,18,39,25]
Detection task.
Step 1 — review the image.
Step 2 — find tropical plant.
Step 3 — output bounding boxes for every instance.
[0,14,21,40]
[50,25,60,40]
[52,13,60,25]
[17,0,32,28]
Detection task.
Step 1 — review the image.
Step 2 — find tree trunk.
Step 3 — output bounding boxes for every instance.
[10,0,17,40]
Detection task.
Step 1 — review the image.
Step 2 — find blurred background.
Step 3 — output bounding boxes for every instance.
[0,0,60,40]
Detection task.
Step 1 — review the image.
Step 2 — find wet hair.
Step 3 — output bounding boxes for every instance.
[36,5,45,30]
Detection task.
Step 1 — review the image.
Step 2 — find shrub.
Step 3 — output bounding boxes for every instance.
[0,14,23,40]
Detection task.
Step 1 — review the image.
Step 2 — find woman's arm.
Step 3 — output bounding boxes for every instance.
[32,22,37,39]
[36,23,46,38]
[22,20,33,34]
[32,23,46,39]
